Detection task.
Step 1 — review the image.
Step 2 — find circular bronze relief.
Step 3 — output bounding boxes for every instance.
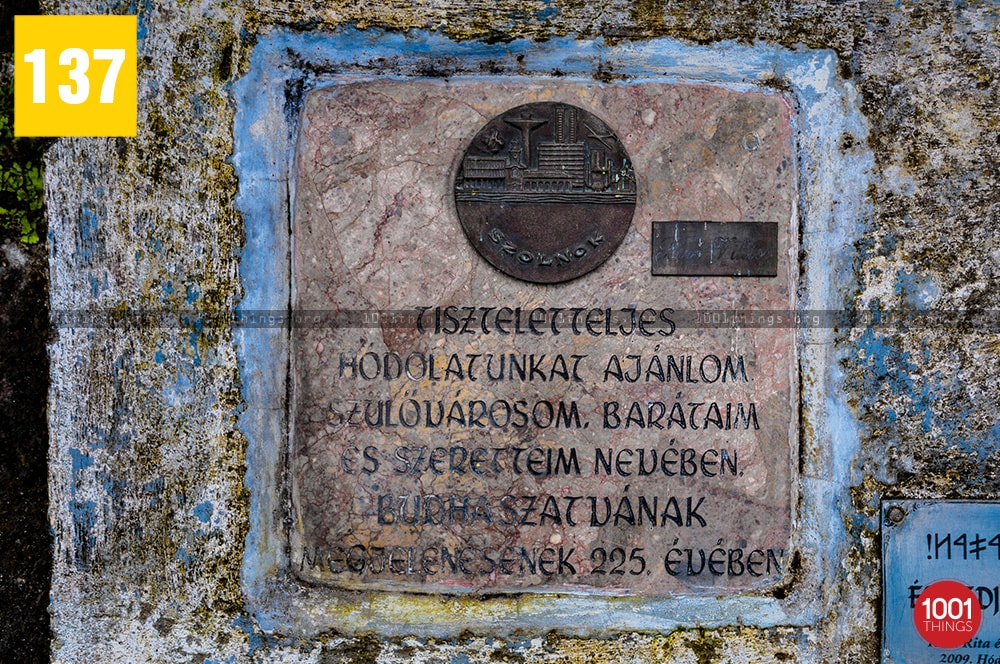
[454,102,637,284]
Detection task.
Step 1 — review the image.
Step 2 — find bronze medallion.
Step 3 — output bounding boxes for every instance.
[454,102,637,284]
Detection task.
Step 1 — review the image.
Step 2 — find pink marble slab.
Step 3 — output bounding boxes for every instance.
[290,79,797,595]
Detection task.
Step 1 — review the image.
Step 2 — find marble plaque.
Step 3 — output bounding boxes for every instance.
[290,79,797,595]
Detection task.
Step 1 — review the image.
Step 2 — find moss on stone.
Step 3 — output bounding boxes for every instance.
[0,84,51,244]
[321,634,384,663]
[686,629,722,664]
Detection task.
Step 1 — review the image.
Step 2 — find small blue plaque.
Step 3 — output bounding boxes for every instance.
[883,500,1000,663]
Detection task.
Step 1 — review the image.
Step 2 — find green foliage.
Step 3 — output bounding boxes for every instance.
[0,83,50,244]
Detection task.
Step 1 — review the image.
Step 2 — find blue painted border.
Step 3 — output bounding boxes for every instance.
[234,28,870,637]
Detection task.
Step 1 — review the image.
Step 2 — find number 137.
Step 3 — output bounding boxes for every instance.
[23,48,127,104]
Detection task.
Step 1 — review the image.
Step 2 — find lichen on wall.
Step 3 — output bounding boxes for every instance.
[43,0,1000,662]
[46,1,252,661]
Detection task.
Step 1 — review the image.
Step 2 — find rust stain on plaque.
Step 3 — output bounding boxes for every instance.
[290,79,797,595]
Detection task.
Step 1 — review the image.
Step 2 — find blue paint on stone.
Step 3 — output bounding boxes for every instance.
[852,313,977,440]
[174,373,193,394]
[70,500,97,570]
[231,614,268,657]
[96,470,128,523]
[77,200,104,267]
[504,635,533,651]
[983,420,1000,453]
[146,235,162,256]
[853,325,925,430]
[120,0,153,42]
[536,2,560,21]
[143,476,165,507]
[894,268,939,309]
[69,448,93,497]
[175,546,193,569]
[194,501,214,523]
[855,325,915,399]
[944,414,1000,460]
[189,325,203,367]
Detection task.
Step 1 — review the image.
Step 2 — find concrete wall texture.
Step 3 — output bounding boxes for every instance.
[42,0,1000,662]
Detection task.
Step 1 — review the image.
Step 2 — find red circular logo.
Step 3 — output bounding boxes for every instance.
[914,580,983,648]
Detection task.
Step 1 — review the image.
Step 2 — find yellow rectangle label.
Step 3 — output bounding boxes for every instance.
[14,15,137,137]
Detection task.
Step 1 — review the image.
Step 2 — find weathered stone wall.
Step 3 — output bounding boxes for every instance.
[43,0,1000,661]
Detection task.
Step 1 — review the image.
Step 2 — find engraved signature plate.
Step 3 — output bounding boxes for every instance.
[454,102,636,284]
[291,79,797,595]
[883,501,1000,663]
[652,221,778,277]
